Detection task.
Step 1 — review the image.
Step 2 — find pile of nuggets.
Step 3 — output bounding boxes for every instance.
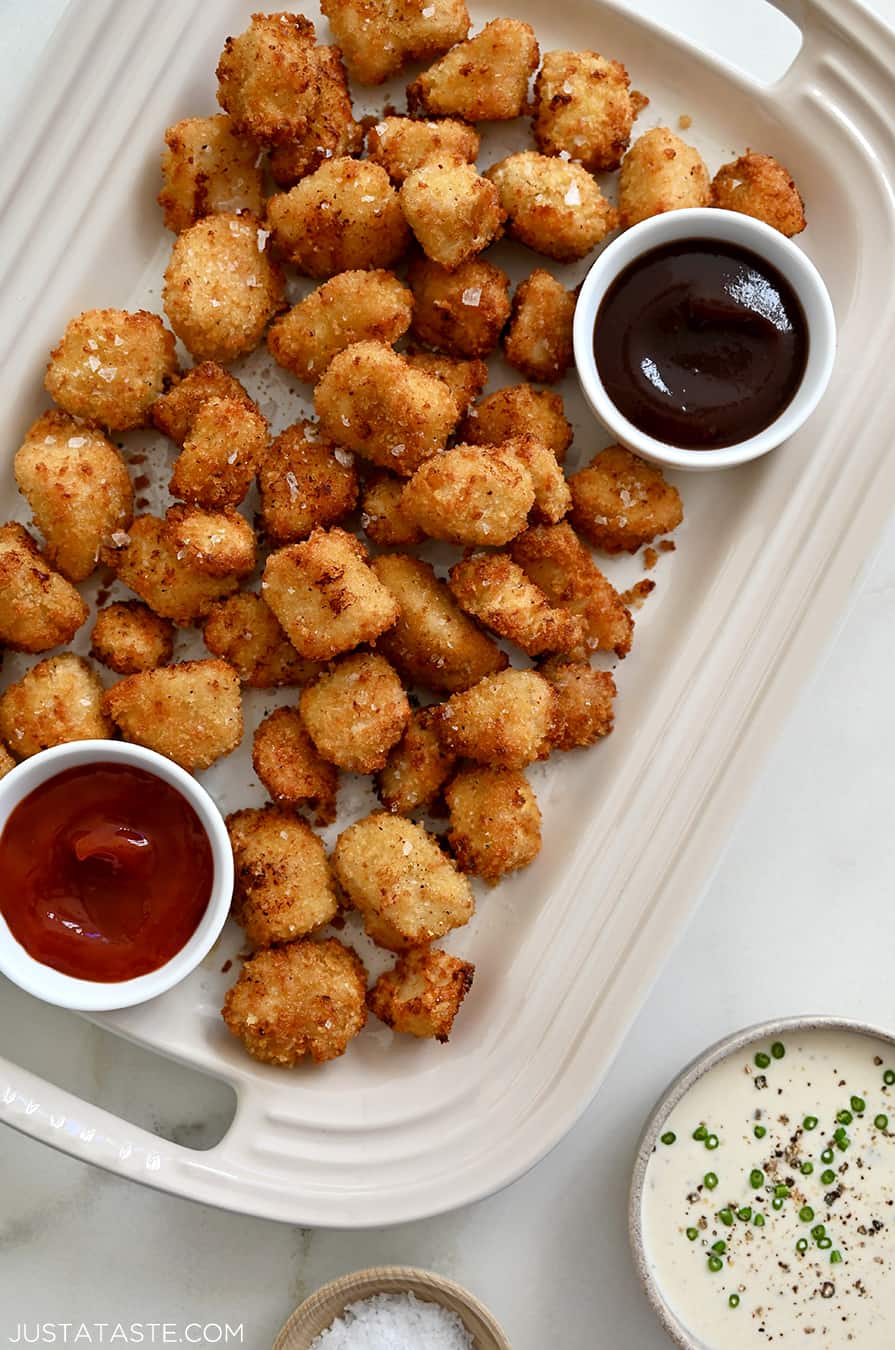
[1,6,806,1068]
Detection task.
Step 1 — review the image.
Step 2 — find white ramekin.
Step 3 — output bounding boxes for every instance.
[573,208,837,472]
[0,740,233,1012]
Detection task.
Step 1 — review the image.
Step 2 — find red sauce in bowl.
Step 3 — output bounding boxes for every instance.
[0,762,214,982]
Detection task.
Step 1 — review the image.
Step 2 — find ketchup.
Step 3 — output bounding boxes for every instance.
[0,763,213,982]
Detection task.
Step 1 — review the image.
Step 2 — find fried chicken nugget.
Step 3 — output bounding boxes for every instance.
[91,602,174,675]
[203,591,321,687]
[618,128,711,229]
[258,421,358,546]
[403,351,488,417]
[227,805,338,946]
[711,151,806,237]
[169,396,268,510]
[511,521,633,658]
[321,0,470,85]
[151,361,259,445]
[332,812,474,951]
[568,445,683,553]
[408,256,511,358]
[360,473,424,547]
[163,504,256,578]
[267,270,413,383]
[540,655,616,750]
[432,669,558,769]
[533,49,642,172]
[14,411,133,582]
[221,939,367,1066]
[300,651,410,774]
[366,116,480,183]
[407,18,538,121]
[314,341,457,477]
[105,515,239,626]
[504,270,575,384]
[268,45,362,187]
[45,309,178,432]
[266,158,409,278]
[449,552,584,657]
[251,708,338,825]
[400,159,504,270]
[371,554,507,694]
[462,384,573,461]
[445,765,541,884]
[0,655,111,758]
[400,443,534,546]
[262,527,398,660]
[103,658,242,771]
[0,744,16,778]
[367,947,474,1041]
[163,212,286,363]
[0,523,87,653]
[377,706,456,815]
[215,12,318,144]
[486,152,617,262]
[158,114,264,233]
[500,434,570,524]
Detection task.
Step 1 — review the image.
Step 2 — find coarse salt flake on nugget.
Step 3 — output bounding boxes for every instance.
[367,947,474,1042]
[102,658,243,772]
[227,805,338,947]
[407,18,539,121]
[299,651,410,775]
[0,522,87,653]
[45,309,178,433]
[321,0,470,86]
[0,654,112,759]
[486,151,618,262]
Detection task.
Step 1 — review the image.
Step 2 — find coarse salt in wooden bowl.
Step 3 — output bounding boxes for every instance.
[272,1266,511,1349]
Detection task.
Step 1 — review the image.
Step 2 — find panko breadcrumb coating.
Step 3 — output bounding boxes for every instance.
[163,212,286,363]
[320,0,470,85]
[102,658,243,771]
[105,515,239,625]
[266,158,409,278]
[158,114,264,233]
[486,152,618,261]
[91,602,174,675]
[533,49,642,172]
[0,523,87,653]
[400,159,504,270]
[252,707,338,825]
[449,551,585,657]
[377,706,455,816]
[257,421,358,546]
[408,19,539,121]
[712,151,806,236]
[227,806,338,946]
[14,411,134,582]
[445,765,541,884]
[432,669,558,769]
[462,384,573,461]
[262,526,398,660]
[618,127,711,228]
[360,473,424,547]
[0,744,16,778]
[45,309,178,432]
[0,655,111,759]
[408,256,511,358]
[215,12,318,145]
[367,947,474,1041]
[268,45,362,187]
[568,445,683,553]
[221,939,367,1066]
[203,591,321,688]
[163,504,256,578]
[512,521,633,658]
[500,434,571,524]
[400,442,534,546]
[300,651,410,774]
[314,341,457,477]
[540,656,616,750]
[151,361,259,446]
[332,812,474,951]
[504,270,575,385]
[169,395,268,510]
[366,116,479,183]
[267,270,413,383]
[403,351,488,417]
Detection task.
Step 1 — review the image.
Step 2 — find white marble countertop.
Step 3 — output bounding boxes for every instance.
[2,2,895,1347]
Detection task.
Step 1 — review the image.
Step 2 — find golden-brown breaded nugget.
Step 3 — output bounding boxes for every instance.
[511,521,633,657]
[262,526,398,660]
[103,658,242,771]
[91,602,174,675]
[267,270,413,383]
[432,669,558,769]
[504,270,575,384]
[400,159,504,270]
[367,946,473,1041]
[403,351,488,416]
[266,158,409,278]
[0,744,16,778]
[568,445,683,553]
[500,434,571,524]
[163,504,256,578]
[533,50,641,172]
[377,706,456,815]
[151,361,259,446]
[407,18,538,121]
[711,151,806,236]
[169,396,268,510]
[332,812,474,950]
[366,115,479,183]
[360,473,424,547]
[618,127,711,229]
[221,938,367,1066]
[251,707,338,825]
[300,651,409,773]
[445,765,541,884]
[401,442,534,546]
[462,384,573,461]
[408,256,511,358]
[486,152,617,261]
[14,411,133,582]
[0,523,87,653]
[105,515,238,626]
[314,341,457,476]
[268,45,362,186]
[0,655,111,758]
[258,421,358,546]
[163,212,286,363]
[540,655,616,750]
[158,114,264,233]
[227,805,338,946]
[372,553,507,694]
[449,552,584,657]
[203,591,321,687]
[215,12,318,144]
[321,0,470,85]
[45,309,178,432]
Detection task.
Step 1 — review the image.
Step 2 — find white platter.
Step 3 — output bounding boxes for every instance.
[2,0,894,1228]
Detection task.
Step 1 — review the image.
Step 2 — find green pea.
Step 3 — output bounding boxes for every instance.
[705,1134,720,1151]
[837,1110,853,1126]
[851,1096,866,1114]
[821,1169,836,1185]
[772,1198,784,1211]
[811,1224,826,1240]
[801,1162,814,1176]
[686,1227,699,1241]
[831,1250,843,1264]
[712,1239,727,1254]
[750,1169,764,1190]
[803,1115,819,1131]
[884,1070,895,1086]
[818,1236,833,1250]
[728,1294,740,1309]
[704,1172,719,1191]
[661,1131,676,1145]
[753,1213,766,1227]
[799,1206,815,1223]
[796,1238,808,1253]
[821,1150,834,1165]
[693,1123,709,1141]
[753,1124,767,1139]
[718,1208,734,1227]
[875,1114,889,1131]
[737,1206,752,1222]
[708,1255,723,1273]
